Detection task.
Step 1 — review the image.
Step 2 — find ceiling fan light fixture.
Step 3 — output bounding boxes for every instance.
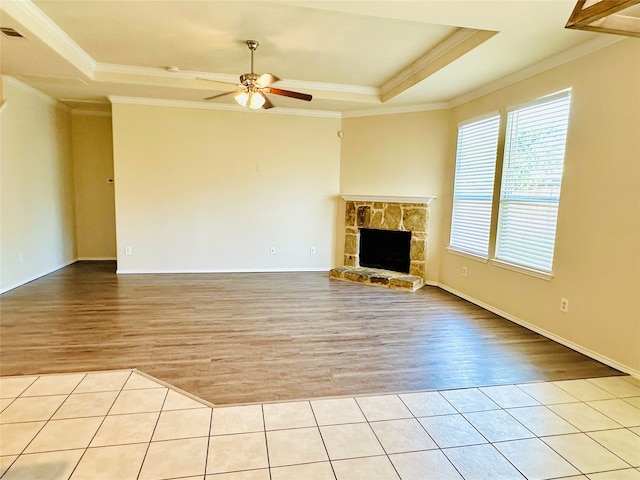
[249,91,266,109]
[234,89,265,109]
[234,90,249,107]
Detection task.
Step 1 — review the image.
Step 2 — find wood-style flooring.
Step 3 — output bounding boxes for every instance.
[0,261,620,404]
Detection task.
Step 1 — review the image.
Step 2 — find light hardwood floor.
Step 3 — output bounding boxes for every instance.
[0,261,620,404]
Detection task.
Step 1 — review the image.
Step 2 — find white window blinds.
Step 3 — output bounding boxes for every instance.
[449,114,500,258]
[496,90,571,273]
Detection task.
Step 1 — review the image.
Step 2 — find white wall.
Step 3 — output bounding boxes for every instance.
[0,77,76,292]
[71,112,116,259]
[438,39,640,375]
[111,103,341,273]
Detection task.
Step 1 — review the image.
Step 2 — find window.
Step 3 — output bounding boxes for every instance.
[449,114,500,258]
[495,90,571,273]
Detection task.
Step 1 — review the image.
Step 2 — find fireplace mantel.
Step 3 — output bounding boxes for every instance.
[340,194,436,205]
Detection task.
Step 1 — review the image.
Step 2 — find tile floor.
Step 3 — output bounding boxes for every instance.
[0,370,639,480]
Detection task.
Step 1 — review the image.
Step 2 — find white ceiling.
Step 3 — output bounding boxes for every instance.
[0,0,624,115]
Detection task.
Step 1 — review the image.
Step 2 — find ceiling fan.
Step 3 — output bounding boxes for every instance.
[203,40,312,110]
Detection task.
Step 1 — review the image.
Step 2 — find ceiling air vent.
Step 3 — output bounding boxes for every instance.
[1,27,25,38]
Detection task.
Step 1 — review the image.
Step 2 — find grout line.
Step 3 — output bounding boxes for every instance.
[261,404,273,480]
[309,399,338,480]
[203,407,213,477]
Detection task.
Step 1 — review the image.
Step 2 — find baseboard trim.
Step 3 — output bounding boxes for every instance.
[77,257,117,261]
[436,282,640,379]
[116,267,331,274]
[1,259,77,294]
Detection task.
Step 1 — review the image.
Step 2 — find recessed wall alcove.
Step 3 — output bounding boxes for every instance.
[330,194,436,291]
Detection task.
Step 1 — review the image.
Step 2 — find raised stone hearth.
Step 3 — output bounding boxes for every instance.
[329,266,424,292]
[330,194,435,292]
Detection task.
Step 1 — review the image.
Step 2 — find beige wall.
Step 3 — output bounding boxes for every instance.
[71,112,116,259]
[0,77,76,292]
[439,39,640,374]
[111,103,341,272]
[340,110,451,282]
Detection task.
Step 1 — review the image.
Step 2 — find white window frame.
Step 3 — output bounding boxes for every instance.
[448,112,500,260]
[494,90,572,276]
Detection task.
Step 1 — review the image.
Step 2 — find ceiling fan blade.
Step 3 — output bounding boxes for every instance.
[262,95,275,109]
[268,87,312,102]
[204,91,236,101]
[256,73,279,88]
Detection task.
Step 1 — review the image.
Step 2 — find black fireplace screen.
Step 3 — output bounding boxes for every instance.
[359,228,411,273]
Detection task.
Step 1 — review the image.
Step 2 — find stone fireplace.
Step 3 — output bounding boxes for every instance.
[330,195,436,292]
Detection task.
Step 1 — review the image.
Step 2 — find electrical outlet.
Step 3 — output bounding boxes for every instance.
[125,247,132,256]
[462,266,468,277]
[310,247,316,255]
[19,253,24,263]
[270,247,276,255]
[560,298,569,313]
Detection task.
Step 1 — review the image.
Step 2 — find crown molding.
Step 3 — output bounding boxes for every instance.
[96,63,379,97]
[108,96,342,118]
[448,35,625,108]
[342,102,450,118]
[2,75,58,105]
[1,0,96,78]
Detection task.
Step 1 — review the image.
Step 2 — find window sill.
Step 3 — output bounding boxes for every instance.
[490,259,553,281]
[446,247,489,263]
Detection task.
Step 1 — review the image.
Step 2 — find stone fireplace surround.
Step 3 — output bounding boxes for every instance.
[330,195,436,292]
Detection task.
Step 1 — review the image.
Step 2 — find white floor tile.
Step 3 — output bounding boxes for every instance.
[211,404,264,435]
[516,382,579,404]
[162,389,210,410]
[494,437,580,480]
[588,429,640,467]
[370,418,438,453]
[109,388,167,415]
[479,385,539,408]
[0,398,15,413]
[0,395,67,424]
[206,432,268,474]
[311,397,367,425]
[52,391,119,420]
[418,414,487,448]
[24,417,103,453]
[543,433,630,474]
[0,421,46,455]
[0,377,38,399]
[91,411,159,446]
[588,399,640,427]
[1,449,84,480]
[625,397,640,409]
[263,401,316,430]
[588,377,640,398]
[356,395,412,421]
[399,391,457,417]
[332,456,400,480]
[139,437,208,479]
[586,469,640,480]
[70,443,148,479]
[0,456,17,477]
[440,388,500,413]
[320,422,384,460]
[73,371,131,393]
[464,409,534,442]
[548,402,623,431]
[152,407,212,441]
[552,379,616,402]
[266,427,328,467]
[123,372,164,390]
[271,461,335,480]
[506,406,580,436]
[21,374,86,397]
[206,470,269,480]
[444,444,526,479]
[390,450,463,480]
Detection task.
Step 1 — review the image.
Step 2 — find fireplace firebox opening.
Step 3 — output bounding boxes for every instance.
[359,228,411,274]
